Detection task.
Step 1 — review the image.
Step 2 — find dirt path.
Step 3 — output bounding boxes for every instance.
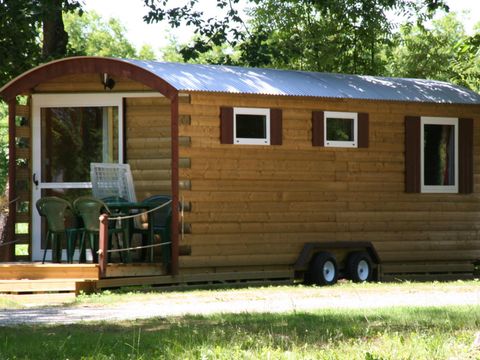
[0,284,479,326]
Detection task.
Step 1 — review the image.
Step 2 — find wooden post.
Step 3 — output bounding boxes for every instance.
[170,93,179,275]
[2,100,17,261]
[98,214,109,278]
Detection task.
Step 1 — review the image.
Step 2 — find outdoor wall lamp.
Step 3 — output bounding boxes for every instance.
[102,73,116,90]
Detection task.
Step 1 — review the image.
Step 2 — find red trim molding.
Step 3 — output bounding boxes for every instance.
[0,57,178,101]
[270,108,283,145]
[357,112,369,148]
[4,100,16,261]
[405,116,421,193]
[458,118,474,194]
[312,111,324,146]
[220,107,234,144]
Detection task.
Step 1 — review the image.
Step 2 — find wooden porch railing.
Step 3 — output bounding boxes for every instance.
[98,213,108,278]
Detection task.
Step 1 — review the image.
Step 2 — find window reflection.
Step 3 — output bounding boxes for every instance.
[424,124,455,186]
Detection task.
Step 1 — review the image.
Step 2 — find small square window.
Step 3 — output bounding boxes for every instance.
[421,117,458,193]
[324,111,358,147]
[234,107,270,145]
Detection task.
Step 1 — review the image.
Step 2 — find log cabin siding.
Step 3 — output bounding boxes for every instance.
[178,93,480,269]
[24,72,480,273]
[32,73,152,93]
[125,97,172,200]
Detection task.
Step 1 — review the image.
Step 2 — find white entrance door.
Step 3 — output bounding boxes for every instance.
[31,94,124,261]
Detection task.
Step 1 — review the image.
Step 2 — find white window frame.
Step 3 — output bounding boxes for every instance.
[233,107,270,145]
[324,111,358,148]
[420,116,458,194]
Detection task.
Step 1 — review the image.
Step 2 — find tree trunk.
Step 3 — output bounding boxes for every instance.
[41,0,68,60]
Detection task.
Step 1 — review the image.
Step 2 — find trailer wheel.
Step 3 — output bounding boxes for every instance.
[347,251,373,282]
[308,252,338,286]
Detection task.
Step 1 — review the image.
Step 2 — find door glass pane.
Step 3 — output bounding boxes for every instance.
[41,107,119,182]
[424,124,455,186]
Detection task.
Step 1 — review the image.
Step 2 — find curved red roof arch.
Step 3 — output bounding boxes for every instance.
[0,56,178,101]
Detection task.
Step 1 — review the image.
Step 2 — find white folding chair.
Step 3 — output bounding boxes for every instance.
[90,163,142,230]
[90,163,137,202]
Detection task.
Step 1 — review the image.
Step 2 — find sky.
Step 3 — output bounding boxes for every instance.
[83,0,480,58]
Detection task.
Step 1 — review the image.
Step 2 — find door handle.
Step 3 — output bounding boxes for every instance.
[32,173,39,187]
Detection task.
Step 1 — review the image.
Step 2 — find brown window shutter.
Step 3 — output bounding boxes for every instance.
[459,118,474,194]
[270,108,282,145]
[358,113,369,148]
[312,111,324,146]
[405,116,421,193]
[220,107,233,144]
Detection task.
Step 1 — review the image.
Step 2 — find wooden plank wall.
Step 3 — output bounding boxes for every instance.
[26,72,480,278]
[125,97,172,200]
[178,93,480,273]
[33,74,151,93]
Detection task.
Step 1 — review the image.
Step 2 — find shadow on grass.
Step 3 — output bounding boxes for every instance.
[0,306,479,359]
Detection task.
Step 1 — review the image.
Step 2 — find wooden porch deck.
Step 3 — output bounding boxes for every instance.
[0,262,169,295]
[0,263,295,295]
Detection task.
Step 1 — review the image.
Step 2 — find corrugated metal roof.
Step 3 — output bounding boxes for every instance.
[125,59,480,105]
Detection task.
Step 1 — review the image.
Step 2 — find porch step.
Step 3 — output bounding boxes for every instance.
[0,279,96,295]
[0,263,99,280]
[1,292,76,306]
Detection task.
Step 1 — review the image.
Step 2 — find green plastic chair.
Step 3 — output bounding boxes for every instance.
[35,196,79,263]
[135,195,172,265]
[73,196,129,263]
[101,196,133,262]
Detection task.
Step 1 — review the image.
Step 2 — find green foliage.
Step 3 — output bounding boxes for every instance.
[138,44,157,61]
[387,13,480,92]
[159,33,186,62]
[0,306,479,359]
[0,1,42,87]
[64,10,159,60]
[155,1,478,93]
[451,25,480,92]
[239,0,457,75]
[0,0,83,86]
[64,11,137,58]
[0,103,8,195]
[389,15,462,78]
[160,32,239,64]
[14,244,28,256]
[146,0,449,72]
[241,0,396,74]
[144,0,247,63]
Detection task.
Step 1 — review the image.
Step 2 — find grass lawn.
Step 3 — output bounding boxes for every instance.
[0,306,479,359]
[74,278,480,307]
[0,281,480,359]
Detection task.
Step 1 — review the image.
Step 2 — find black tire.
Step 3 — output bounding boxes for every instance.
[347,251,373,282]
[308,252,338,286]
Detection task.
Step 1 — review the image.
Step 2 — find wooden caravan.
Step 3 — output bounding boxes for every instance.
[1,56,480,290]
